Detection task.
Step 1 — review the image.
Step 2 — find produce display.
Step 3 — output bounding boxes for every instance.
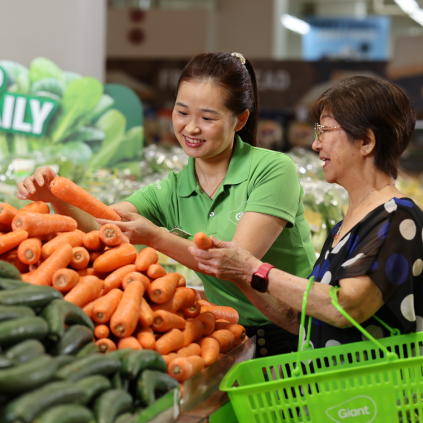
[0,185,247,422]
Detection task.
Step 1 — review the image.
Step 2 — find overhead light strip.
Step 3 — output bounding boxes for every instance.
[394,0,423,26]
[281,14,310,35]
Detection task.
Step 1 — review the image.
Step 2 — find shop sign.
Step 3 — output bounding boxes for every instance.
[0,66,58,138]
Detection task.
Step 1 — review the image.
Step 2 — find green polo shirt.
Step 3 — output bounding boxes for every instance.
[126,137,315,326]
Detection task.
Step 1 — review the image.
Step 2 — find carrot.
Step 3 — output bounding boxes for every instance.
[216,319,230,323]
[162,353,180,365]
[99,224,127,247]
[177,343,201,358]
[12,212,77,236]
[139,298,154,327]
[135,247,158,272]
[19,201,50,214]
[200,306,239,324]
[77,268,108,279]
[82,299,97,319]
[181,319,204,346]
[64,275,104,307]
[214,322,246,345]
[198,299,217,307]
[103,264,136,292]
[155,328,185,355]
[151,288,188,314]
[0,230,28,255]
[89,250,105,263]
[41,230,84,260]
[49,176,121,221]
[193,232,212,250]
[0,223,10,233]
[26,243,73,286]
[146,263,166,279]
[96,338,117,353]
[29,261,42,273]
[52,268,80,292]
[110,280,144,338]
[197,337,220,366]
[208,329,235,353]
[195,312,216,336]
[122,272,150,291]
[69,246,90,270]
[94,324,110,339]
[168,356,205,382]
[0,204,18,225]
[194,290,201,302]
[92,289,123,324]
[83,230,104,251]
[178,288,197,310]
[17,237,42,265]
[136,326,155,350]
[148,273,179,304]
[117,337,142,351]
[173,273,186,288]
[152,310,186,332]
[93,243,137,273]
[182,302,201,319]
[4,250,29,274]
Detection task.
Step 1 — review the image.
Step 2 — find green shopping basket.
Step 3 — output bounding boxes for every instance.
[220,277,423,423]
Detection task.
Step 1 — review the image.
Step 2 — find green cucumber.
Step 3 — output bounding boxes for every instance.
[0,354,58,394]
[0,285,63,308]
[33,404,94,423]
[5,339,45,363]
[41,299,94,341]
[121,350,167,380]
[76,375,112,404]
[55,354,121,382]
[55,354,77,368]
[0,305,35,322]
[0,316,48,347]
[111,371,129,391]
[76,342,98,359]
[0,261,22,280]
[136,369,179,406]
[50,325,94,356]
[0,354,14,368]
[0,278,26,290]
[3,381,88,423]
[106,349,134,361]
[93,389,133,423]
[114,413,136,423]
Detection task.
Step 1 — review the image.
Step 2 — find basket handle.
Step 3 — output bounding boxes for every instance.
[293,278,398,377]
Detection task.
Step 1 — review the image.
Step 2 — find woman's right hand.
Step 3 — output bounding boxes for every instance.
[16,166,59,204]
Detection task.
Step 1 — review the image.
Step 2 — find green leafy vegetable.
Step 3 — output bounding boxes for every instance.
[30,78,65,98]
[108,126,143,166]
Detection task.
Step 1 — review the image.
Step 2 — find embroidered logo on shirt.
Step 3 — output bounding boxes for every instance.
[228,201,247,225]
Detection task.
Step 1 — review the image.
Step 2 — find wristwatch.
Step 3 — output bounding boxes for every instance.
[250,263,275,293]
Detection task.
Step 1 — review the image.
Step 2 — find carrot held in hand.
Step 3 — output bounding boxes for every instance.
[83,230,104,251]
[52,268,80,292]
[94,324,110,339]
[99,223,127,247]
[19,201,49,214]
[198,337,220,366]
[0,230,28,256]
[177,343,201,358]
[49,176,121,221]
[94,243,137,273]
[42,230,84,260]
[208,329,235,353]
[118,337,142,350]
[168,356,205,382]
[96,338,116,354]
[17,237,42,265]
[136,326,155,350]
[69,246,90,270]
[195,312,216,336]
[103,264,136,292]
[135,247,158,272]
[139,297,154,327]
[64,275,104,308]
[27,243,72,286]
[148,273,179,304]
[110,280,144,338]
[193,232,213,250]
[146,263,166,279]
[182,302,201,319]
[155,328,185,355]
[0,204,18,225]
[152,310,186,332]
[92,288,123,324]
[181,319,204,347]
[200,306,239,324]
[122,272,150,291]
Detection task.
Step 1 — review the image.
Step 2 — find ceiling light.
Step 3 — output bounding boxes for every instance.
[281,14,310,35]
[394,0,423,26]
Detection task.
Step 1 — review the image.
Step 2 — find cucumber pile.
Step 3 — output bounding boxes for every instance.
[0,261,179,423]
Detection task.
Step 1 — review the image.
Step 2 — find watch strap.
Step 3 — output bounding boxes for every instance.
[253,263,275,281]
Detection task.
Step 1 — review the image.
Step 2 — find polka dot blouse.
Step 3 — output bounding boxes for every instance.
[305,197,423,350]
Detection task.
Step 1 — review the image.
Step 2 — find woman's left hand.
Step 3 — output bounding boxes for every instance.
[96,208,161,246]
[188,236,262,285]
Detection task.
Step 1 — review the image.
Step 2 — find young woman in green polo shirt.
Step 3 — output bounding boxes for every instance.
[17,51,315,357]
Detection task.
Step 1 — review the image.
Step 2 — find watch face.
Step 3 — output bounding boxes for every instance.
[251,274,267,293]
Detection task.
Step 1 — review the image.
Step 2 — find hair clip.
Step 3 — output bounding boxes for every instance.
[231,52,246,65]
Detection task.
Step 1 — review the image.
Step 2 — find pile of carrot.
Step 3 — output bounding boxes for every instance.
[0,202,248,386]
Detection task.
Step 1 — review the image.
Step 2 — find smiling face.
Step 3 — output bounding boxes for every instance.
[312,109,362,185]
[172,80,240,160]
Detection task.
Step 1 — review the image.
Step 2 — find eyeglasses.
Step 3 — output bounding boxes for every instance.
[314,123,342,141]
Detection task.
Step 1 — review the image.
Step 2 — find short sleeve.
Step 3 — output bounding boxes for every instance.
[124,174,176,228]
[245,154,301,228]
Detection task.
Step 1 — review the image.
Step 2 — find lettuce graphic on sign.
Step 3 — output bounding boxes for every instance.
[326,396,377,423]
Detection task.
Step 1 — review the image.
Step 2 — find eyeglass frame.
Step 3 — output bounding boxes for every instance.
[314,123,342,141]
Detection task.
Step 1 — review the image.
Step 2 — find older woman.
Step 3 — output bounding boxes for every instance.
[189,76,423,350]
